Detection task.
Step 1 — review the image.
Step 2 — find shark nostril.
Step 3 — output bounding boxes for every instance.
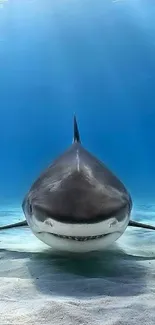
[45,219,53,227]
[109,220,117,228]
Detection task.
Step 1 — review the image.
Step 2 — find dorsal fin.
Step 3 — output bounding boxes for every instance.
[73,115,81,143]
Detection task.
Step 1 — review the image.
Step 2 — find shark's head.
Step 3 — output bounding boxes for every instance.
[22,116,132,252]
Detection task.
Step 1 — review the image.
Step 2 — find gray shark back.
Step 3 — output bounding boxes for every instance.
[23,141,132,224]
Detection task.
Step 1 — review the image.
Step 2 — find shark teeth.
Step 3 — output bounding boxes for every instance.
[50,233,109,241]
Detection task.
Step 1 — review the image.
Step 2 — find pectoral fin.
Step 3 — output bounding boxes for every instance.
[129,220,155,230]
[0,220,28,230]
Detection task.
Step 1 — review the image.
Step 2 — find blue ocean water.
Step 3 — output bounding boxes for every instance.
[0,0,155,206]
[0,0,155,244]
[1,2,155,324]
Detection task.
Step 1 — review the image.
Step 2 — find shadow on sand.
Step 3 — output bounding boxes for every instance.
[0,243,154,298]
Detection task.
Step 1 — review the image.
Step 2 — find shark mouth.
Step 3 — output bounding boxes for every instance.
[43,232,110,241]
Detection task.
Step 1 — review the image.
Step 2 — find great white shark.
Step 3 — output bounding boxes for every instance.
[0,116,155,252]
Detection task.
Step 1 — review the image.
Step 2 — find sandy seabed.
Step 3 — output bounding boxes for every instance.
[0,204,155,325]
